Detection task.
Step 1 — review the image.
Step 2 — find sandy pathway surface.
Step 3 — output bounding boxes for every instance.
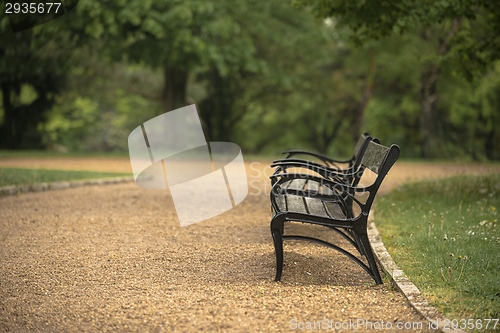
[1,158,499,332]
[1,157,498,193]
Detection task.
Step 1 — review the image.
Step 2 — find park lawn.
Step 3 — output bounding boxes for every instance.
[0,150,129,158]
[0,167,129,187]
[376,174,499,325]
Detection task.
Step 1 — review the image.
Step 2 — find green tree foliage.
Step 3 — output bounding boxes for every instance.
[40,53,162,152]
[295,0,500,78]
[203,4,369,155]
[296,0,500,159]
[1,0,265,150]
[363,32,500,160]
[2,0,499,159]
[46,0,356,155]
[440,62,500,160]
[197,0,332,144]
[0,16,74,149]
[61,0,264,112]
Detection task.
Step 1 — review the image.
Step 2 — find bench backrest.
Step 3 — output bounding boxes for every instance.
[339,133,379,189]
[351,132,380,170]
[353,133,370,159]
[354,141,400,213]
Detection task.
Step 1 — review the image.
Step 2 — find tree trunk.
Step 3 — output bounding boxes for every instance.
[419,20,461,158]
[163,65,188,113]
[198,69,239,142]
[0,82,15,149]
[354,49,377,142]
[419,65,441,158]
[1,78,62,150]
[485,129,499,160]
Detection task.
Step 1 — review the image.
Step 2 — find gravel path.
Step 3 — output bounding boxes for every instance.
[1,159,499,332]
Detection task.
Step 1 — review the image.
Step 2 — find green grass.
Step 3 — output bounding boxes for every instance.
[0,150,129,158]
[376,174,500,325]
[0,167,129,187]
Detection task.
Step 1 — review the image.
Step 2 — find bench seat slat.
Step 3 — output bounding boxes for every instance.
[320,184,334,195]
[272,191,346,220]
[275,193,286,212]
[304,180,319,192]
[283,179,333,195]
[285,195,308,214]
[324,201,346,219]
[304,197,329,217]
[286,179,306,191]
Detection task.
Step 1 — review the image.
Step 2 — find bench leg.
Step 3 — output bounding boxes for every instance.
[271,228,284,281]
[350,230,366,256]
[358,232,383,284]
[270,215,286,282]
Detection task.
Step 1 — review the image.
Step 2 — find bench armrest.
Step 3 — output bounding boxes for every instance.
[272,158,343,172]
[281,150,354,167]
[271,160,356,181]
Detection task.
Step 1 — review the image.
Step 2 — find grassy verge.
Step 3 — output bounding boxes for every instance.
[376,174,499,325]
[0,150,129,158]
[0,167,129,187]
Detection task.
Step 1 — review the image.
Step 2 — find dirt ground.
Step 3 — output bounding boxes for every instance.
[1,158,499,332]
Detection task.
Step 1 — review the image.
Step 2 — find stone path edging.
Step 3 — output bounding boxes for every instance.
[368,211,465,333]
[0,177,133,196]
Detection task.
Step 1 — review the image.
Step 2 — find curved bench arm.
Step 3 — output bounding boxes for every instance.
[272,158,343,172]
[271,161,343,184]
[271,160,357,181]
[281,150,354,167]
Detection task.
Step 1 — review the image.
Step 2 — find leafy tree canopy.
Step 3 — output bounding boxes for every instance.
[295,0,500,79]
[61,0,264,75]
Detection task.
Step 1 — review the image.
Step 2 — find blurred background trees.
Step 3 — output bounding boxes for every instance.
[0,0,499,160]
[295,0,500,159]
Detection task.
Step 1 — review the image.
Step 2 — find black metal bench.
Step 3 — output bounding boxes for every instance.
[269,141,400,284]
